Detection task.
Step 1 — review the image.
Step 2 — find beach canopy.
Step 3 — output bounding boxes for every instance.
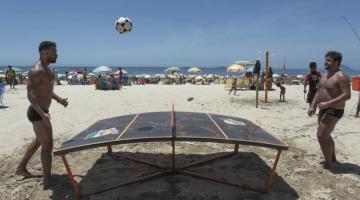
[226,64,246,73]
[234,61,255,66]
[164,67,181,72]
[93,65,112,74]
[187,67,202,73]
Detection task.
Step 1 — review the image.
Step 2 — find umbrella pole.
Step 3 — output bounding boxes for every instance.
[265,50,269,102]
[256,74,259,108]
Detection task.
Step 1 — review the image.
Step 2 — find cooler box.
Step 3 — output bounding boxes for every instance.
[352,76,360,91]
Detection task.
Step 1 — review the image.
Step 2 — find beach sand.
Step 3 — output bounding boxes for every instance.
[0,84,360,200]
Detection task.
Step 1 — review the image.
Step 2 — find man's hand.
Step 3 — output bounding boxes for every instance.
[318,101,330,110]
[308,106,316,117]
[59,97,68,108]
[41,113,51,128]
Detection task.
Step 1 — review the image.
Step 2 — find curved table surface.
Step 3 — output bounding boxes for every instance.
[54,111,288,155]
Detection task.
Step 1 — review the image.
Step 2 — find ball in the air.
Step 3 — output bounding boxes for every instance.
[115,17,132,34]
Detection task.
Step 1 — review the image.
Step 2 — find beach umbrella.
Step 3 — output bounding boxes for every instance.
[187,67,202,73]
[234,61,255,66]
[226,64,246,73]
[93,65,112,74]
[164,67,181,73]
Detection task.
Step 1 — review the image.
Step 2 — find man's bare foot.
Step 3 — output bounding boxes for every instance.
[323,162,334,170]
[15,168,34,179]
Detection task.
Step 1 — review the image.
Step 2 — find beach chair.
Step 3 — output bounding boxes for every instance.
[0,83,5,105]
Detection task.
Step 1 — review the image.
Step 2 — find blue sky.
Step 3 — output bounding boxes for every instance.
[0,0,359,68]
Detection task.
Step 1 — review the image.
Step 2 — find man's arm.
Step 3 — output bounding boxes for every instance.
[325,73,351,106]
[304,79,308,93]
[52,92,61,103]
[53,91,68,107]
[27,70,47,117]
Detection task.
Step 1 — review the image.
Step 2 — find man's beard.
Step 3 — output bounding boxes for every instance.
[48,57,57,64]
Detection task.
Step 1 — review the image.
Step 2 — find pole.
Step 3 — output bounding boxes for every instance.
[265,50,269,102]
[256,73,259,108]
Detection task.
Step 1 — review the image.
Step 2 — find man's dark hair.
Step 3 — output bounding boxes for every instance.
[309,62,317,69]
[325,51,342,66]
[39,41,56,52]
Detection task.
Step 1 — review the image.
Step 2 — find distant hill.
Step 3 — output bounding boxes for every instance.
[341,65,360,76]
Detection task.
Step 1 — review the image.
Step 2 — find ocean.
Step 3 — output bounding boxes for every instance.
[1,66,359,77]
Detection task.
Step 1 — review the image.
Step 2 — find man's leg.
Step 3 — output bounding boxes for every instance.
[355,97,360,117]
[15,138,41,178]
[317,114,338,168]
[33,121,53,187]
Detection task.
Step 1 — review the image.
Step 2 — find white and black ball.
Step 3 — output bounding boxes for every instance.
[115,17,132,34]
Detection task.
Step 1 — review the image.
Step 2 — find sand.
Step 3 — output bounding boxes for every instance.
[0,84,360,200]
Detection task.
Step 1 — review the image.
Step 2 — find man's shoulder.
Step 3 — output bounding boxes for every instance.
[336,70,350,81]
[28,66,44,77]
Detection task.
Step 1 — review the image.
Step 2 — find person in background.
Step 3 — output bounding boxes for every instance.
[5,65,16,89]
[118,67,123,89]
[83,68,87,85]
[304,62,321,109]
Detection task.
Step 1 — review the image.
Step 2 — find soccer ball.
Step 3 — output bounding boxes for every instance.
[115,17,132,34]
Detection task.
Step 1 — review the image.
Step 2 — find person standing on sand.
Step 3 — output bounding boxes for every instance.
[5,65,16,89]
[304,62,321,109]
[15,41,69,189]
[308,51,351,169]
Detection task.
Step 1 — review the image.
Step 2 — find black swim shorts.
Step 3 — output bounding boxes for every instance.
[319,108,344,120]
[27,106,49,122]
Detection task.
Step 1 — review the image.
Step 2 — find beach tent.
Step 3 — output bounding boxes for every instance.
[226,64,246,73]
[188,67,202,73]
[93,65,113,74]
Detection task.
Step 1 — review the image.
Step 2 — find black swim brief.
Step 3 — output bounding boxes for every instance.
[27,106,49,122]
[319,108,344,120]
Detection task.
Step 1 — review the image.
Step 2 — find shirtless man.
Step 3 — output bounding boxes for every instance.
[308,51,351,169]
[15,41,68,188]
